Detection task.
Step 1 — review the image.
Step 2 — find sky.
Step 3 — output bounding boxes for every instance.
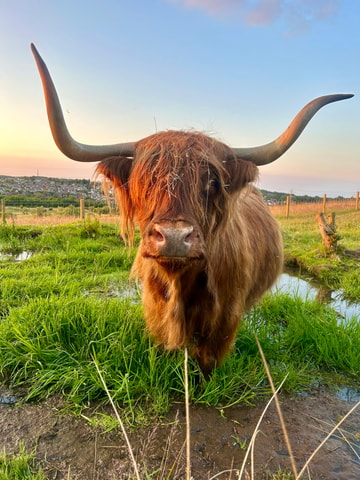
[0,0,359,196]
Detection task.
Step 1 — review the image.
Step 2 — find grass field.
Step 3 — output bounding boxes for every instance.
[1,209,359,479]
[0,209,359,419]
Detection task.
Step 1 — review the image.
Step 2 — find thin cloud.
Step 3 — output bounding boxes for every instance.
[169,0,340,33]
[169,0,244,16]
[245,0,281,26]
[283,0,340,35]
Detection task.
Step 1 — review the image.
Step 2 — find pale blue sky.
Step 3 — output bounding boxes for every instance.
[0,0,358,196]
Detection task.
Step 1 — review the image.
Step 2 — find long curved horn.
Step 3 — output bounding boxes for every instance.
[233,94,353,166]
[31,43,136,162]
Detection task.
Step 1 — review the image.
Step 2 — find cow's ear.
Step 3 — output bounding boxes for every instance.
[95,156,133,189]
[224,157,258,193]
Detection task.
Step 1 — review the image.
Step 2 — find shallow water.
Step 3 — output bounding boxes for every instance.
[83,283,140,304]
[0,250,32,261]
[14,251,32,261]
[273,269,360,321]
[335,386,360,402]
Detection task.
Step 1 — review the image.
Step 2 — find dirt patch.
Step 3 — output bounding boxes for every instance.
[343,248,360,259]
[0,387,359,479]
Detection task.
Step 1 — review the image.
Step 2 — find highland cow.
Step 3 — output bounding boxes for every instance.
[31,43,353,374]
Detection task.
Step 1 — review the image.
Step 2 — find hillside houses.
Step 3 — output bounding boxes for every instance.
[0,175,106,202]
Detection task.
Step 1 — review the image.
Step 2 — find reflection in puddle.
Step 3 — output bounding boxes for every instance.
[15,251,32,261]
[335,387,360,403]
[0,390,18,405]
[0,250,32,262]
[84,283,140,304]
[109,284,140,303]
[273,269,360,321]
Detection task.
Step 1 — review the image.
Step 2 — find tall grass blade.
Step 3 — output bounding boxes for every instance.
[338,427,360,461]
[234,376,288,480]
[297,400,360,479]
[93,358,141,480]
[255,334,298,479]
[184,347,192,480]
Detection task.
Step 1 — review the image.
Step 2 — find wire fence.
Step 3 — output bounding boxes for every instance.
[268,193,359,218]
[0,198,118,226]
[1,192,359,226]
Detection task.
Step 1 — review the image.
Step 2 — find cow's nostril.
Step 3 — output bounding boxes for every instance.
[184,228,195,245]
[152,224,166,243]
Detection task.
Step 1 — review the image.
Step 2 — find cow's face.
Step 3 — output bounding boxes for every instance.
[98,131,258,270]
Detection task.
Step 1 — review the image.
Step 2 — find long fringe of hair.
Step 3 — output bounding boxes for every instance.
[96,130,258,246]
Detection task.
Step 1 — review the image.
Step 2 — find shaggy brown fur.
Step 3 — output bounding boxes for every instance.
[96,130,283,375]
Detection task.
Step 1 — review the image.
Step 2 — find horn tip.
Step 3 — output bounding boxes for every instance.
[336,93,354,101]
[30,43,40,59]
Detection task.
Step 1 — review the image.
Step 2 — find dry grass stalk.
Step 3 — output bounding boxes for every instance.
[92,432,98,480]
[307,415,360,462]
[254,335,298,479]
[233,376,289,480]
[157,411,185,478]
[228,457,235,480]
[93,360,141,480]
[164,438,186,479]
[184,347,192,480]
[10,214,121,226]
[297,400,360,478]
[337,427,360,461]
[269,198,356,217]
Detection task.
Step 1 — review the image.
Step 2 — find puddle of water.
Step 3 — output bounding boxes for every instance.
[0,391,18,405]
[83,284,140,304]
[15,251,32,261]
[273,269,360,322]
[0,250,32,262]
[335,387,360,403]
[109,285,140,303]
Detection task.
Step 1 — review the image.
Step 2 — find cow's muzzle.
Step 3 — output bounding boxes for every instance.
[144,220,202,260]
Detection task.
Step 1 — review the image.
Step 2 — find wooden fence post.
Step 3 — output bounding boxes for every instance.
[322,193,327,213]
[1,198,6,225]
[79,198,85,220]
[316,211,339,255]
[356,191,359,210]
[285,195,291,219]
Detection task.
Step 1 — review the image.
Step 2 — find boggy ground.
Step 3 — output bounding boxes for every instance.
[1,387,359,480]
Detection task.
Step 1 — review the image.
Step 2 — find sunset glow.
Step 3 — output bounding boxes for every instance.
[0,1,358,196]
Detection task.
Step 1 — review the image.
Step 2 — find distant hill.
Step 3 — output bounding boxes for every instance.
[0,175,106,207]
[0,175,350,208]
[260,189,323,204]
[0,175,104,199]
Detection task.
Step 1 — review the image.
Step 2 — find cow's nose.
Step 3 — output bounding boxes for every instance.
[152,222,194,257]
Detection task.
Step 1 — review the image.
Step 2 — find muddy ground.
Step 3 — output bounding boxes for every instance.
[1,386,359,480]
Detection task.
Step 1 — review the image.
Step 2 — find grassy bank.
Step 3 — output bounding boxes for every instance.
[0,219,359,421]
[274,209,360,301]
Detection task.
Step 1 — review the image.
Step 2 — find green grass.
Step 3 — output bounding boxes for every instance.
[0,220,359,423]
[277,209,360,300]
[0,443,46,480]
